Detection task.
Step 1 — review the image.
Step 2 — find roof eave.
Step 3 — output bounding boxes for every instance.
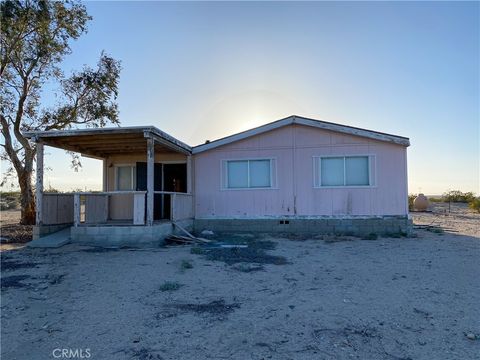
[192,115,410,153]
[23,126,192,154]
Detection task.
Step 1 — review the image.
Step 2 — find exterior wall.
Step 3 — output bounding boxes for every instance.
[193,124,408,218]
[104,152,188,220]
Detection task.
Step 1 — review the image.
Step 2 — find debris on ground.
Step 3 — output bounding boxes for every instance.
[186,236,285,265]
[166,222,211,245]
[465,333,477,340]
[413,224,451,234]
[205,247,287,265]
[0,224,32,243]
[168,299,240,315]
[218,244,248,248]
[1,275,31,289]
[1,259,39,271]
[231,263,265,273]
[165,235,210,245]
[159,281,183,292]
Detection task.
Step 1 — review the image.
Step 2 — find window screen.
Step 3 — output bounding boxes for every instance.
[249,160,271,188]
[345,156,369,185]
[227,161,248,188]
[321,157,344,186]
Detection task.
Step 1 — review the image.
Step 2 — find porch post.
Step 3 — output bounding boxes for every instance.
[74,193,80,227]
[35,141,44,226]
[102,158,108,192]
[187,155,192,194]
[146,137,155,225]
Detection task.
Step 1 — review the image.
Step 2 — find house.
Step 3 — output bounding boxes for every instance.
[25,115,411,246]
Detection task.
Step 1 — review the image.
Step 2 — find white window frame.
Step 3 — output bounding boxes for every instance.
[221,158,277,190]
[114,164,136,191]
[313,155,376,188]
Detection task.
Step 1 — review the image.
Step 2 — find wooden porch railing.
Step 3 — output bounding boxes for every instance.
[73,191,146,226]
[70,191,193,226]
[41,193,75,225]
[171,193,194,221]
[154,191,194,221]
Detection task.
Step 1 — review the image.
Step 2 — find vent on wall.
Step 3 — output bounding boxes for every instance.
[279,220,290,225]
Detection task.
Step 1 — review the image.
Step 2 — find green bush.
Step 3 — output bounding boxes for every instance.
[159,281,183,292]
[44,187,60,193]
[426,227,444,235]
[408,194,417,211]
[191,247,205,255]
[0,192,20,210]
[442,190,476,203]
[362,233,378,240]
[181,260,193,270]
[469,198,480,213]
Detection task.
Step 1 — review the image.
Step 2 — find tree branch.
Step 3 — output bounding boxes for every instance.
[0,114,23,174]
[13,73,33,155]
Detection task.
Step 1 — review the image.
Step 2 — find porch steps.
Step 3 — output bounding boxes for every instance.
[27,227,72,248]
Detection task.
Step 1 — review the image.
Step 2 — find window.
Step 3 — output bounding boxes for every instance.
[227,161,249,188]
[320,157,344,186]
[224,159,274,189]
[249,160,271,188]
[116,166,136,190]
[345,156,369,186]
[315,156,371,187]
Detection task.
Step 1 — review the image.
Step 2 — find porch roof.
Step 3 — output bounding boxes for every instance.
[23,126,192,158]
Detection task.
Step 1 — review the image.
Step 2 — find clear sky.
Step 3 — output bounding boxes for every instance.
[3,1,479,194]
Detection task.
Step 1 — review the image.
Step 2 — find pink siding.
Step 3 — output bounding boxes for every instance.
[194,124,408,217]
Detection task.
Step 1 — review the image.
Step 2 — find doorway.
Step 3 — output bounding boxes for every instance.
[162,163,187,219]
[136,162,187,220]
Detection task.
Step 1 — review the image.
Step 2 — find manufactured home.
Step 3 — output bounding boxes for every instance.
[25,115,411,246]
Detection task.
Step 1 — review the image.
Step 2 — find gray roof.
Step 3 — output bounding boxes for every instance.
[23,115,410,158]
[192,115,410,154]
[23,126,192,157]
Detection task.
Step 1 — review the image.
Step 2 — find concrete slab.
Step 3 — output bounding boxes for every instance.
[27,227,71,248]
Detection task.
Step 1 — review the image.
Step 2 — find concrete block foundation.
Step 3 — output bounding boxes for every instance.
[70,219,193,247]
[194,216,412,237]
[37,216,411,248]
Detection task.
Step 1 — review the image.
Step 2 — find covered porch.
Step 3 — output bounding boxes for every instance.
[25,126,194,244]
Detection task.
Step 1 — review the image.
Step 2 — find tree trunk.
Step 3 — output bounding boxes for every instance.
[18,169,36,225]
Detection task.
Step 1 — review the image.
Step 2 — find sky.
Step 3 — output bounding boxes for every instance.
[3,1,479,194]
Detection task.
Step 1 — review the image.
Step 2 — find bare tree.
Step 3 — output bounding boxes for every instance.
[1,0,121,224]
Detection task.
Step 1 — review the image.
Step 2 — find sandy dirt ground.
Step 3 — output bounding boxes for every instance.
[0,210,32,245]
[0,210,20,226]
[1,204,479,360]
